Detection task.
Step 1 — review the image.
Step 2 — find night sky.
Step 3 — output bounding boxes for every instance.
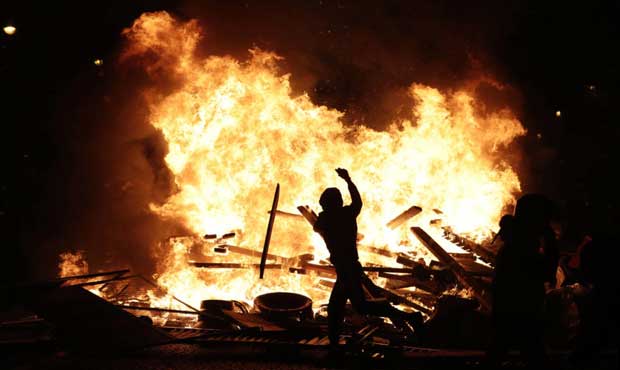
[2,0,619,284]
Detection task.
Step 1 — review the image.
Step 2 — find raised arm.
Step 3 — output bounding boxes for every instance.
[336,168,362,216]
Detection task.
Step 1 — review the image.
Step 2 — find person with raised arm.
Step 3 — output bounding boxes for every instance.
[313,168,422,349]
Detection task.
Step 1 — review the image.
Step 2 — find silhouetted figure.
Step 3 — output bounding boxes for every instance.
[487,194,558,368]
[313,168,422,348]
[571,233,619,366]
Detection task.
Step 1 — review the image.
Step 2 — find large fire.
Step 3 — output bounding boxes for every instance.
[61,11,526,310]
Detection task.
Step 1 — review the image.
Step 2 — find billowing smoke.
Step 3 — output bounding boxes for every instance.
[24,0,527,280]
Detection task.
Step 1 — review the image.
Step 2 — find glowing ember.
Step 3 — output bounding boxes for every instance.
[3,25,16,35]
[555,110,562,118]
[112,11,526,308]
[94,59,103,66]
[58,251,89,277]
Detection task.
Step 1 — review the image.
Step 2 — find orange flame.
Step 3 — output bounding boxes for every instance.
[58,251,89,278]
[119,11,526,309]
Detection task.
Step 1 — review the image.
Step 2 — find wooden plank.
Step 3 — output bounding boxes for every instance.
[358,245,396,258]
[260,183,280,279]
[442,227,496,264]
[57,269,130,282]
[67,274,137,288]
[190,262,282,269]
[268,209,304,219]
[221,244,285,262]
[450,252,476,260]
[457,259,494,277]
[378,272,442,295]
[386,206,422,229]
[302,262,420,275]
[410,227,491,312]
[115,305,200,315]
[296,205,318,225]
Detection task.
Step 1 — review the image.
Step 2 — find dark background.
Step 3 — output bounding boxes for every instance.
[2,0,619,285]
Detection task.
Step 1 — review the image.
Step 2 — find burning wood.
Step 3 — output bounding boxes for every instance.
[260,183,280,278]
[218,244,285,262]
[116,304,201,315]
[57,269,131,282]
[386,205,422,229]
[442,226,496,264]
[301,262,427,275]
[204,232,236,241]
[378,272,443,295]
[213,246,227,254]
[297,205,318,225]
[190,262,282,269]
[358,245,396,258]
[268,209,305,219]
[410,227,491,312]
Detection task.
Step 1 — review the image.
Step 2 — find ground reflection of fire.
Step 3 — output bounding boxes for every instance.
[60,11,525,313]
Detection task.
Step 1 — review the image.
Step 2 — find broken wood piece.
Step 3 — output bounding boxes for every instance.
[68,274,138,288]
[358,245,396,258]
[289,267,306,274]
[398,289,437,306]
[386,206,422,229]
[410,227,491,312]
[222,244,285,263]
[302,262,418,275]
[450,252,476,260]
[115,305,201,315]
[301,262,336,276]
[442,227,496,264]
[268,209,305,219]
[221,232,235,239]
[378,272,442,295]
[190,262,282,269]
[58,269,130,282]
[213,246,228,254]
[455,259,494,277]
[319,279,335,289]
[396,254,429,268]
[297,205,318,225]
[363,266,421,273]
[204,234,217,240]
[359,274,433,315]
[260,183,280,279]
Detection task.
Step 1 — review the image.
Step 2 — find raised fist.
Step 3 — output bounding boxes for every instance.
[336,168,350,180]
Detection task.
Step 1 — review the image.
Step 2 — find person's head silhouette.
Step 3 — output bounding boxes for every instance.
[319,187,343,211]
[514,193,553,234]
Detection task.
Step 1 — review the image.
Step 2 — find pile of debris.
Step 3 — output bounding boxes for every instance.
[2,198,502,363]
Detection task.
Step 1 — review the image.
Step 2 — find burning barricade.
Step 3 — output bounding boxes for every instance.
[1,10,546,361]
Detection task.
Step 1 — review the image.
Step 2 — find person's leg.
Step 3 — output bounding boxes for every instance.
[328,276,348,346]
[349,265,423,330]
[519,316,546,369]
[485,314,511,368]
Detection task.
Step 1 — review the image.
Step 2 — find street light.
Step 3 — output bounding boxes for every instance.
[3,25,16,36]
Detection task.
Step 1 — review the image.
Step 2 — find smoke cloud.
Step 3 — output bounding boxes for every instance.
[22,0,528,279]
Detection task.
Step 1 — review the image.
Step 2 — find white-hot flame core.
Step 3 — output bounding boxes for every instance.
[113,11,526,308]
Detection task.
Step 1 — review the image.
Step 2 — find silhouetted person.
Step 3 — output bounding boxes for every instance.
[571,233,619,366]
[313,168,422,348]
[487,194,558,368]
